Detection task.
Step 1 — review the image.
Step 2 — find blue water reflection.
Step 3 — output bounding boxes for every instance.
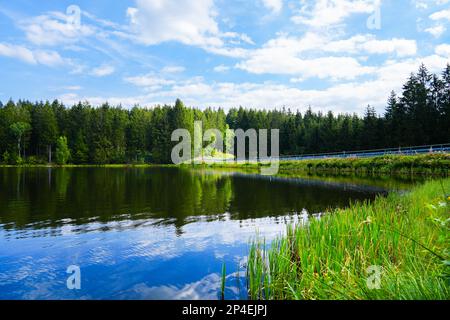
[1,214,301,299]
[0,167,415,299]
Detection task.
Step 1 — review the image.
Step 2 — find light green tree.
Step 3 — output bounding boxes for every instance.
[55,136,71,165]
[9,121,31,158]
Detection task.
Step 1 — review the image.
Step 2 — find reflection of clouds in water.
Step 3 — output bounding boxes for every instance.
[0,213,305,299]
[21,279,90,300]
[0,255,57,285]
[0,254,94,300]
[122,271,245,300]
[87,246,116,265]
[122,273,221,300]
[124,213,301,261]
[2,213,302,267]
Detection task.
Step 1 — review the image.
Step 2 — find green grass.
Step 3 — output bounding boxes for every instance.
[0,163,167,168]
[247,178,450,300]
[204,154,450,176]
[3,153,449,175]
[279,153,450,175]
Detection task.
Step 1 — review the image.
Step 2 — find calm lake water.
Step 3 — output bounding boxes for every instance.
[0,167,420,300]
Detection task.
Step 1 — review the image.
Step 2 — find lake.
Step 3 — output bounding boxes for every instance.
[0,167,419,299]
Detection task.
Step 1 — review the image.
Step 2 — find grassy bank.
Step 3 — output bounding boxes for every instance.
[205,154,450,176]
[0,163,167,168]
[2,154,449,175]
[247,178,450,300]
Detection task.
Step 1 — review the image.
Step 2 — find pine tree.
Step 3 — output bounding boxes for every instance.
[440,64,450,141]
[72,131,89,164]
[32,101,58,163]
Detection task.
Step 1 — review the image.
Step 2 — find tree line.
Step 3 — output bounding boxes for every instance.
[0,64,449,165]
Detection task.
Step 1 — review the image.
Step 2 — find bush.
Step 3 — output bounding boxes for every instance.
[26,156,46,165]
[2,151,10,164]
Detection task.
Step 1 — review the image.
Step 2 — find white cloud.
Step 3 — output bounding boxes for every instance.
[261,0,283,14]
[240,34,255,45]
[359,38,417,56]
[414,0,448,9]
[415,1,428,9]
[61,56,449,115]
[222,32,255,45]
[435,43,450,56]
[213,65,230,72]
[425,24,446,37]
[124,0,252,58]
[374,55,448,83]
[234,33,330,78]
[430,8,450,21]
[0,43,35,64]
[124,74,176,91]
[62,85,82,91]
[33,50,65,66]
[235,33,417,79]
[290,77,304,83]
[237,55,374,80]
[203,46,250,58]
[58,93,79,103]
[60,78,385,114]
[91,64,115,77]
[161,66,185,73]
[291,0,377,28]
[20,12,94,46]
[0,43,65,66]
[126,0,221,47]
[325,35,417,57]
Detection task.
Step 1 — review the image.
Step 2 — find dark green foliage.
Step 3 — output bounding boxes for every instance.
[0,65,449,165]
[127,107,152,163]
[31,101,58,162]
[72,131,89,164]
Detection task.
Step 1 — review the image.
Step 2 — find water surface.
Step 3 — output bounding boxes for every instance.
[0,167,418,299]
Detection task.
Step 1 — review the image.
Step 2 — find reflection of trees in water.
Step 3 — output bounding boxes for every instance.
[0,167,385,233]
[0,167,234,232]
[227,174,379,219]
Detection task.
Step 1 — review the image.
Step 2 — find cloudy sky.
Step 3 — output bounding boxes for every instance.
[0,0,449,114]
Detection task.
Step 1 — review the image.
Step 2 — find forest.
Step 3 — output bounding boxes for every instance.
[0,64,449,165]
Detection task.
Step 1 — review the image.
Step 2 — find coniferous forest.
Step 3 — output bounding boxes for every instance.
[0,64,449,165]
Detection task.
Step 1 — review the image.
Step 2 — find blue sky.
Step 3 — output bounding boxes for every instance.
[0,0,449,114]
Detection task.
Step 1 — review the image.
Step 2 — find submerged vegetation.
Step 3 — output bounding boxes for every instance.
[246,178,450,300]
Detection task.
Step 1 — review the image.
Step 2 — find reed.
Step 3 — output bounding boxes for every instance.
[221,262,226,300]
[247,178,450,300]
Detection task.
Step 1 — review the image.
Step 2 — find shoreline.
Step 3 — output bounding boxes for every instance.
[1,154,449,176]
[198,153,450,176]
